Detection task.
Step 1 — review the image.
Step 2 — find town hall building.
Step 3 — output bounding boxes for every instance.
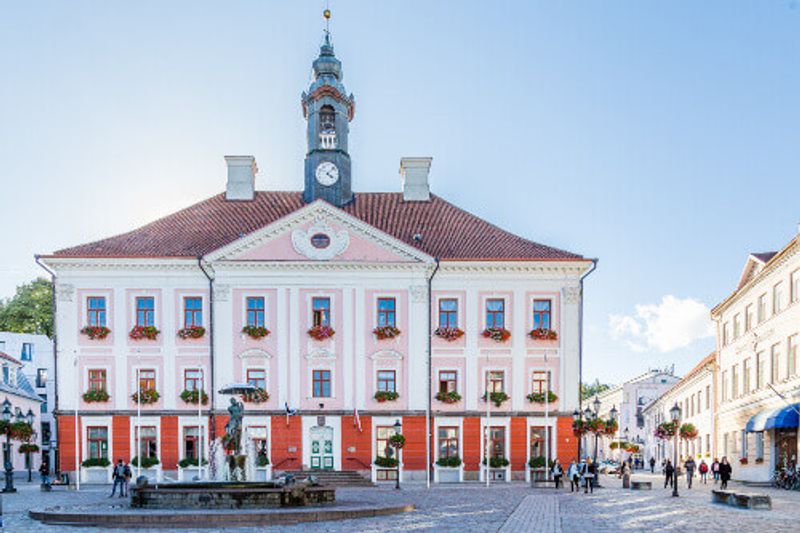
[40,27,594,484]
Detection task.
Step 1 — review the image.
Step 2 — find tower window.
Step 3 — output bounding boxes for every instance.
[319,106,335,132]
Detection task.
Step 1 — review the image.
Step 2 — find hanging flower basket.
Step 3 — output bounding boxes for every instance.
[572,419,587,437]
[19,443,40,454]
[131,388,160,404]
[654,421,678,440]
[82,389,110,403]
[375,456,399,468]
[388,434,406,449]
[739,457,748,465]
[610,441,623,450]
[529,328,558,341]
[308,325,335,340]
[374,390,399,402]
[434,327,464,342]
[527,390,558,404]
[81,326,111,340]
[180,389,209,405]
[373,325,401,340]
[603,419,619,436]
[482,391,509,407]
[241,388,270,404]
[0,421,34,442]
[679,423,699,440]
[482,327,511,343]
[242,325,270,339]
[435,390,461,404]
[587,418,606,434]
[129,325,160,341]
[178,326,205,339]
[626,444,640,453]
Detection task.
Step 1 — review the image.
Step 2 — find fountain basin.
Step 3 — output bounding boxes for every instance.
[131,481,335,509]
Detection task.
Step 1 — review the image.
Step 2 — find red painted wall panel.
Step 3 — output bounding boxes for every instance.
[557,416,579,463]
[271,416,302,471]
[160,416,179,469]
[401,416,428,471]
[112,416,130,462]
[510,417,527,471]
[341,415,372,470]
[463,417,481,471]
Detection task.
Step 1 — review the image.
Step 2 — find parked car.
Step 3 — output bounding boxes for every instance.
[598,460,620,475]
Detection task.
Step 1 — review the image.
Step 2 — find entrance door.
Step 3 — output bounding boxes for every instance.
[310,426,334,470]
[775,428,798,468]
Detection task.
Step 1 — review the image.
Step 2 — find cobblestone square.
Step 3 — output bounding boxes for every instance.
[6,472,800,532]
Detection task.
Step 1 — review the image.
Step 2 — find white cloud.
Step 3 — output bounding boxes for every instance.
[609,295,714,353]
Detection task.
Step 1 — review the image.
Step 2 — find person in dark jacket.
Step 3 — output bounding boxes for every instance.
[664,459,675,488]
[109,459,126,497]
[581,458,597,493]
[649,456,656,473]
[719,456,732,489]
[551,458,564,489]
[684,457,696,489]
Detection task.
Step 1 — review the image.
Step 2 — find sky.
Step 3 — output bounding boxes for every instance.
[1,1,798,385]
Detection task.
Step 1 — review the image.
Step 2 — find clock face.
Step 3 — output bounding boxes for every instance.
[315,161,339,186]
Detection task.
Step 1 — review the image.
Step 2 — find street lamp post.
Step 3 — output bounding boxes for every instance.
[609,406,618,462]
[2,400,15,493]
[26,408,34,482]
[572,410,582,461]
[591,396,601,465]
[670,403,681,498]
[393,420,402,490]
[623,427,630,466]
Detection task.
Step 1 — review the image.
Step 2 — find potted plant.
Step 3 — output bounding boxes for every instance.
[81,457,111,483]
[435,390,461,404]
[131,388,160,405]
[180,389,209,405]
[654,421,678,440]
[129,325,160,341]
[308,325,335,340]
[373,325,401,340]
[374,390,400,402]
[242,388,270,404]
[81,326,111,340]
[177,325,205,339]
[482,391,509,407]
[388,434,406,449]
[435,455,462,483]
[82,389,110,403]
[526,391,558,404]
[679,423,699,440]
[242,325,270,339]
[572,419,587,437]
[529,328,558,341]
[131,456,162,482]
[739,457,749,465]
[177,457,208,481]
[587,418,606,434]
[374,456,399,468]
[482,327,511,342]
[433,327,464,342]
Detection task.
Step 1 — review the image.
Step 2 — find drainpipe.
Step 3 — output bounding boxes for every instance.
[197,257,216,439]
[426,258,440,488]
[35,255,58,474]
[577,258,598,461]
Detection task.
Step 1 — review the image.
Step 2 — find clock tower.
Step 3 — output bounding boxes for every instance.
[302,24,355,207]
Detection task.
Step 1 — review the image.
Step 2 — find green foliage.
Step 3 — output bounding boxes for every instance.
[527,391,558,404]
[178,458,208,468]
[435,390,461,403]
[131,456,160,468]
[482,391,509,407]
[19,443,40,454]
[257,454,270,467]
[436,456,462,467]
[180,389,209,405]
[83,389,110,403]
[529,455,547,469]
[482,456,510,468]
[82,457,110,468]
[388,434,406,449]
[373,390,399,402]
[374,456,399,468]
[0,278,53,338]
[580,379,611,401]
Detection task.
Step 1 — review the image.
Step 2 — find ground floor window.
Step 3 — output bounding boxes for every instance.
[247,426,268,458]
[376,469,398,481]
[87,427,109,460]
[486,426,506,459]
[136,426,158,459]
[376,426,398,460]
[438,427,459,459]
[183,426,201,460]
[755,432,764,461]
[530,426,552,460]
[775,428,798,468]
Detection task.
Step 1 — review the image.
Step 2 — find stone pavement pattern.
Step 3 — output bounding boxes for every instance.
[5,472,800,532]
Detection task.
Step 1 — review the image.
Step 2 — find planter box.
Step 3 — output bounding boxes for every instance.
[134,466,162,483]
[434,465,462,483]
[81,466,112,484]
[253,466,272,481]
[526,467,547,483]
[371,465,401,482]
[177,466,207,482]
[480,465,510,483]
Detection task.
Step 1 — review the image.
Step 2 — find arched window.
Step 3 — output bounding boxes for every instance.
[319,105,335,132]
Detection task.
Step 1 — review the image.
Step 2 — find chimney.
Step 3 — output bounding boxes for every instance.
[224,155,257,201]
[400,157,432,201]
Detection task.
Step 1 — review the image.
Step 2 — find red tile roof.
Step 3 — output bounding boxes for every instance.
[0,351,21,366]
[50,192,584,261]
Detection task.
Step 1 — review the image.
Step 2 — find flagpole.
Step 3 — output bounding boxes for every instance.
[73,350,80,491]
[544,350,549,482]
[198,366,204,480]
[485,353,490,488]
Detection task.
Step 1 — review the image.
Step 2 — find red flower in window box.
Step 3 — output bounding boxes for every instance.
[374,391,399,402]
[129,325,160,341]
[435,390,461,403]
[241,388,270,404]
[242,326,270,339]
[177,326,205,339]
[739,457,749,465]
[82,389,110,403]
[529,328,558,341]
[131,388,160,404]
[180,389,208,405]
[373,325,401,340]
[482,327,511,342]
[80,326,111,340]
[434,327,464,342]
[527,391,558,404]
[308,325,335,340]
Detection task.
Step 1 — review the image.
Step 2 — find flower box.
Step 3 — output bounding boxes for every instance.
[82,389,110,403]
[434,459,462,483]
[129,325,160,341]
[131,388,160,405]
[80,458,111,484]
[529,328,558,341]
[433,327,464,342]
[308,325,335,340]
[739,457,748,465]
[374,390,399,402]
[242,388,270,404]
[482,327,511,342]
[177,326,205,339]
[242,325,270,339]
[81,326,111,340]
[482,391,509,407]
[526,391,558,404]
[373,325,401,340]
[481,457,510,483]
[375,456,399,468]
[435,391,461,404]
[180,389,209,405]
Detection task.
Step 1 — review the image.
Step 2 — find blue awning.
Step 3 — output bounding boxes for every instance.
[746,404,800,432]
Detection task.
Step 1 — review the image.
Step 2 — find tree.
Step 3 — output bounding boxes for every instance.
[581,379,612,400]
[0,278,53,338]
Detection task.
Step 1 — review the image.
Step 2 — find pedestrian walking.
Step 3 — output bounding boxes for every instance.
[719,457,732,490]
[109,459,126,497]
[684,457,696,489]
[122,461,132,497]
[582,458,596,493]
[551,458,564,489]
[649,456,656,474]
[568,461,581,493]
[664,459,675,489]
[39,462,50,487]
[698,460,709,484]
[711,458,720,484]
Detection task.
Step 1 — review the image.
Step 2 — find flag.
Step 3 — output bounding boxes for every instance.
[285,402,297,426]
[354,406,362,433]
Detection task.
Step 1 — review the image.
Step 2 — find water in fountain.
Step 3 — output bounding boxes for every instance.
[210,438,228,481]
[244,437,257,481]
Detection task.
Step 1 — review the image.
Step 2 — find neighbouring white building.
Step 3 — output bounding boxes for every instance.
[0,332,55,473]
[711,232,800,482]
[642,352,717,468]
[594,368,679,462]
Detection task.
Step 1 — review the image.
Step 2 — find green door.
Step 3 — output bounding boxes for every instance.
[310,426,334,470]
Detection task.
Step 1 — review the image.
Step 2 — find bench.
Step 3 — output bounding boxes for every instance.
[630,481,651,490]
[712,490,771,510]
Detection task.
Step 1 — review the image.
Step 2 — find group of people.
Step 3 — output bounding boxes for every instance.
[109,459,133,498]
[662,456,733,490]
[545,458,600,493]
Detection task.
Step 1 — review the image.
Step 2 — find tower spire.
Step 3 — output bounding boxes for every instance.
[323,4,331,45]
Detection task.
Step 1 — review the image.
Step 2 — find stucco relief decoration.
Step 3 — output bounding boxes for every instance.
[237,348,273,360]
[56,283,75,302]
[563,286,581,304]
[368,349,404,361]
[214,284,230,302]
[304,348,336,360]
[291,218,349,260]
[409,285,427,303]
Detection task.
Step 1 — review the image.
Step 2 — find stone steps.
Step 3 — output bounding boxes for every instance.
[284,470,374,487]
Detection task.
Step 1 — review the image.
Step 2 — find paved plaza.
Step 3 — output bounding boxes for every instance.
[5,473,800,532]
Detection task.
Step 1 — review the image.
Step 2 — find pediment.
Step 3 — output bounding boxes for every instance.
[305,348,336,360]
[369,349,404,361]
[237,348,273,360]
[206,200,431,264]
